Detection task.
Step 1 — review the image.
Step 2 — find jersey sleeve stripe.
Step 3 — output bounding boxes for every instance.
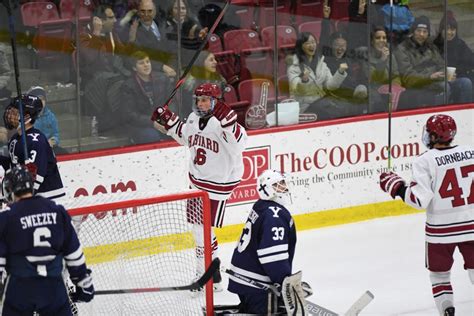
[259,253,289,264]
[36,174,44,183]
[257,244,288,256]
[233,124,241,139]
[26,255,56,262]
[189,174,241,194]
[65,246,83,260]
[65,254,86,267]
[230,264,272,282]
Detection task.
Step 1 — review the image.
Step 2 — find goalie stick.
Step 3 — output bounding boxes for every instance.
[94,257,220,295]
[224,268,374,316]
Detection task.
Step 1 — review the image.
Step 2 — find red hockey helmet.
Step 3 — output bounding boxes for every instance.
[194,83,222,99]
[423,114,457,147]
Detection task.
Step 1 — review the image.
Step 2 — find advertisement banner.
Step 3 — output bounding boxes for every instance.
[58,108,473,226]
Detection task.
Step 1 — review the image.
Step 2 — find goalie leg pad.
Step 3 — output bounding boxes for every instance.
[282,271,306,316]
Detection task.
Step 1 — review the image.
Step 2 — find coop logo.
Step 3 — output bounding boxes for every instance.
[229,146,270,204]
[72,181,138,220]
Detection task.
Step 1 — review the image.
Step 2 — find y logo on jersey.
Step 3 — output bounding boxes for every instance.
[29,133,40,142]
[269,206,281,218]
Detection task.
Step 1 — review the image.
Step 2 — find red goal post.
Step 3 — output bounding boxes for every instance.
[66,190,214,316]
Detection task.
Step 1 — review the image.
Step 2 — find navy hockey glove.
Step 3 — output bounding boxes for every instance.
[71,269,94,303]
[379,172,405,199]
[212,101,237,128]
[151,105,179,130]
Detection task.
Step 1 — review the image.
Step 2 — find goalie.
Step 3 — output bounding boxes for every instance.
[152,83,247,290]
[227,169,305,315]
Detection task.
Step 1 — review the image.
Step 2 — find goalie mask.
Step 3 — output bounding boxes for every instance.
[193,83,221,118]
[257,170,292,206]
[422,114,457,149]
[3,94,43,130]
[2,165,34,203]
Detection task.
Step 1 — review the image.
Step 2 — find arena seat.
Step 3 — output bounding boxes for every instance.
[330,0,350,20]
[298,20,323,39]
[222,85,250,126]
[295,0,323,24]
[261,25,297,50]
[35,18,73,61]
[60,0,93,20]
[238,78,278,107]
[207,34,223,53]
[21,1,60,28]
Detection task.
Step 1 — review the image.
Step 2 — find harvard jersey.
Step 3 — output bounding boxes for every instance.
[8,128,65,199]
[228,199,297,295]
[0,196,87,279]
[404,145,474,243]
[168,113,247,200]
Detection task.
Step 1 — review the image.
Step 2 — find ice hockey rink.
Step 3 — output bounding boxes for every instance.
[215,213,474,316]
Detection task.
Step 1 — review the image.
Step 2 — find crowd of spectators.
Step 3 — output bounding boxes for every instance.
[1,0,473,151]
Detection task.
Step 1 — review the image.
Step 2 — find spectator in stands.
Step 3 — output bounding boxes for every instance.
[164,0,207,46]
[395,16,472,108]
[347,0,384,50]
[358,26,402,113]
[181,50,226,118]
[198,3,239,42]
[380,0,414,45]
[79,5,130,84]
[119,51,172,144]
[0,43,12,110]
[434,11,474,102]
[287,32,348,120]
[122,0,177,78]
[27,86,67,154]
[320,25,368,115]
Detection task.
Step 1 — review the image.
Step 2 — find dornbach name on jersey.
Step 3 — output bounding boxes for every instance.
[435,150,474,167]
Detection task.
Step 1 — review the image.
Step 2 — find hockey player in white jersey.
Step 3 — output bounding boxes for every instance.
[152,82,247,290]
[379,114,473,316]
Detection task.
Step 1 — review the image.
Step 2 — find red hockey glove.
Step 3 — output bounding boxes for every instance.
[24,162,38,181]
[379,172,405,199]
[151,105,179,130]
[212,101,237,128]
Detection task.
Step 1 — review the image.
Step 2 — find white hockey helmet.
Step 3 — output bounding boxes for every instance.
[257,169,291,206]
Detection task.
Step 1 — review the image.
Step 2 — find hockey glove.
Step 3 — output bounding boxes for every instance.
[212,101,237,128]
[151,105,179,130]
[70,269,94,303]
[379,172,406,199]
[24,162,38,181]
[281,271,306,315]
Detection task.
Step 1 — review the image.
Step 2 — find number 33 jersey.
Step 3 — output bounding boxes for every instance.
[404,144,474,243]
[228,199,297,295]
[167,113,247,200]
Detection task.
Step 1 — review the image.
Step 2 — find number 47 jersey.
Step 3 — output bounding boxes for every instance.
[404,144,474,244]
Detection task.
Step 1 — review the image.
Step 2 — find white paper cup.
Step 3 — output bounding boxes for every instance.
[447,67,456,81]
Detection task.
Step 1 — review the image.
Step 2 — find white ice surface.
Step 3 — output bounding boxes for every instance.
[215,213,474,316]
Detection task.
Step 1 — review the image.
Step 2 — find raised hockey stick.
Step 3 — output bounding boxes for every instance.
[224,268,374,316]
[95,257,220,295]
[2,0,28,161]
[151,0,231,120]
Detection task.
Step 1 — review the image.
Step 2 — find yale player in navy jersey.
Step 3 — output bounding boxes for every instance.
[0,165,94,315]
[3,94,65,200]
[228,169,305,314]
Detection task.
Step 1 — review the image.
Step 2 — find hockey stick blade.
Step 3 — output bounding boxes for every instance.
[95,257,220,295]
[344,291,374,316]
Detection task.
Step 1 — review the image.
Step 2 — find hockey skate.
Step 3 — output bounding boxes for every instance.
[444,307,455,316]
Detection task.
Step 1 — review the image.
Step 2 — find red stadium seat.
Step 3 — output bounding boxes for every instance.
[222,85,250,126]
[295,0,323,24]
[21,2,60,28]
[298,20,323,39]
[238,79,277,107]
[330,0,350,20]
[277,74,290,99]
[34,18,73,61]
[60,0,93,20]
[261,25,296,50]
[256,0,292,29]
[335,17,350,33]
[233,1,255,29]
[207,34,223,53]
[223,29,272,78]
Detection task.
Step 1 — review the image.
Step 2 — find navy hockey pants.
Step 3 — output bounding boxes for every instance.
[2,275,72,316]
[238,292,278,314]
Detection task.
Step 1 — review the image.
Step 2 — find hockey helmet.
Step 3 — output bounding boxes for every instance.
[422,114,457,148]
[193,83,222,118]
[257,169,292,206]
[3,94,43,130]
[2,165,34,203]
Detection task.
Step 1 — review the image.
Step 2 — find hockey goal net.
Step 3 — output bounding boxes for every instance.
[66,190,214,316]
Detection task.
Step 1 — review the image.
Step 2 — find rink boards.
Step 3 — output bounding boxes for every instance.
[58,104,474,243]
